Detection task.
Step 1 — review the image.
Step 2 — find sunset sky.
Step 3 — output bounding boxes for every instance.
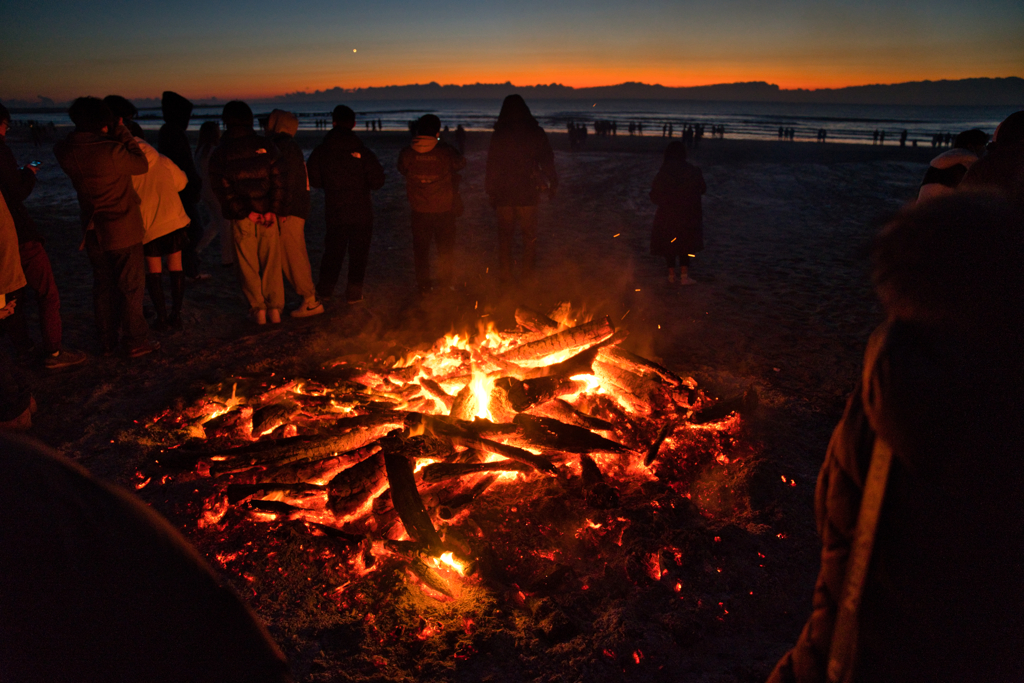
[1,0,1021,102]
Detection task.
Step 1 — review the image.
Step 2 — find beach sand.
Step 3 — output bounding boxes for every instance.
[4,126,935,681]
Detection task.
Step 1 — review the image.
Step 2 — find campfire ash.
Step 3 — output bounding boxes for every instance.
[146,304,760,673]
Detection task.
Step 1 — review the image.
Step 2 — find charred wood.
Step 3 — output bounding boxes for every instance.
[692,386,759,424]
[438,476,498,518]
[226,482,325,504]
[515,306,559,333]
[420,461,532,484]
[527,399,614,432]
[497,375,586,413]
[645,421,678,466]
[419,378,454,411]
[327,452,388,518]
[251,400,301,437]
[382,436,445,552]
[511,414,632,456]
[597,347,694,389]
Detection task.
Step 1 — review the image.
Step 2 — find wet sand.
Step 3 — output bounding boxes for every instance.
[4,126,934,681]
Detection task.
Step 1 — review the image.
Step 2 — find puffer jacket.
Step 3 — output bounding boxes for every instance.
[157,92,200,206]
[307,127,385,227]
[54,124,149,251]
[266,110,309,220]
[397,136,465,213]
[207,126,285,220]
[485,123,556,207]
[132,139,190,244]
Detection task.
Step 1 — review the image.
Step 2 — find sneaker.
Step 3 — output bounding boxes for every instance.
[43,348,87,369]
[127,340,161,358]
[268,308,282,324]
[291,300,324,318]
[680,276,698,286]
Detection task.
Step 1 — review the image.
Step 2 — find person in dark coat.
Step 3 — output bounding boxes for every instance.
[158,91,206,280]
[306,105,385,304]
[0,433,293,683]
[767,193,1024,683]
[266,109,321,318]
[54,97,157,357]
[960,110,1024,207]
[0,103,85,368]
[485,95,557,281]
[650,141,706,285]
[397,114,466,295]
[207,101,286,324]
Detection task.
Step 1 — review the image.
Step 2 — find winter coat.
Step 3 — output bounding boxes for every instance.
[307,127,385,227]
[0,137,41,244]
[0,193,27,296]
[54,124,149,251]
[266,110,310,220]
[132,139,190,244]
[397,136,465,214]
[485,123,556,207]
[207,126,285,220]
[769,286,1024,683]
[650,160,706,256]
[157,92,200,206]
[917,147,978,202]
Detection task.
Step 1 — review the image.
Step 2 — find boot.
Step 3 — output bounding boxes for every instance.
[168,271,185,330]
[145,272,168,330]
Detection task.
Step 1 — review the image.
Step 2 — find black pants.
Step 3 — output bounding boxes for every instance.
[317,221,373,299]
[85,232,149,352]
[665,254,692,269]
[411,211,455,292]
[495,205,538,280]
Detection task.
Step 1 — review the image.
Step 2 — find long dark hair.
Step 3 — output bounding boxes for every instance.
[495,94,538,131]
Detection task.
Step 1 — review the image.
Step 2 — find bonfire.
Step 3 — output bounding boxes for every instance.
[145,304,759,675]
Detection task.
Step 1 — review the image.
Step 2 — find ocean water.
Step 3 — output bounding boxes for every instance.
[20,99,1017,145]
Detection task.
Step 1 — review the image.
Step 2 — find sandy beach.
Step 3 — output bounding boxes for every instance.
[4,125,936,681]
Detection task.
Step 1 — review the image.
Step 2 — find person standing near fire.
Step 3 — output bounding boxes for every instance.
[397,114,465,296]
[158,91,208,281]
[265,109,322,318]
[485,95,557,283]
[307,105,385,305]
[650,141,706,285]
[54,97,159,358]
[207,101,286,325]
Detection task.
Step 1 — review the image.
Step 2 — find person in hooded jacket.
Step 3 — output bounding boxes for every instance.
[207,101,286,324]
[960,110,1024,207]
[158,91,207,281]
[0,103,86,369]
[767,193,1024,683]
[54,97,158,358]
[650,141,706,285]
[265,109,322,318]
[0,191,35,430]
[485,95,557,282]
[306,105,385,304]
[917,128,988,202]
[397,114,466,295]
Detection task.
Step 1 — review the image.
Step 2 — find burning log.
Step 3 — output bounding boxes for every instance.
[596,347,694,389]
[498,317,615,367]
[497,376,587,413]
[251,400,300,437]
[382,436,445,552]
[579,454,620,509]
[327,452,388,518]
[449,434,556,474]
[526,398,614,433]
[515,306,559,333]
[226,482,325,504]
[692,386,759,423]
[644,421,677,467]
[420,460,532,484]
[511,414,632,456]
[437,475,498,518]
[241,443,382,485]
[418,378,454,412]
